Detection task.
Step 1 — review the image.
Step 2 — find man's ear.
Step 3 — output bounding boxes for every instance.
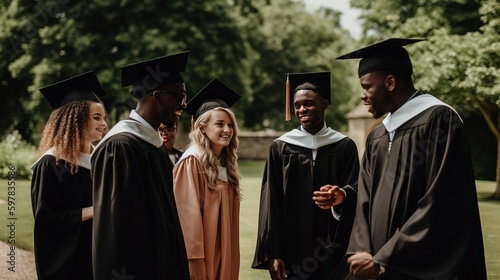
[151,90,161,101]
[385,75,397,92]
[323,99,329,110]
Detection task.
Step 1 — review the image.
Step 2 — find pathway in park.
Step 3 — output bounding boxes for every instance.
[0,198,37,279]
[0,239,37,279]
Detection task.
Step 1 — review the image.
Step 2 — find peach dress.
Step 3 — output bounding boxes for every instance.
[173,146,240,279]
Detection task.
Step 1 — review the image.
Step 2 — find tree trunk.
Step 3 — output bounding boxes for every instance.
[471,99,500,200]
[491,140,500,199]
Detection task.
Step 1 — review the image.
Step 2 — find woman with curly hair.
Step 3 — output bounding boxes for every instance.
[173,78,241,280]
[30,71,107,280]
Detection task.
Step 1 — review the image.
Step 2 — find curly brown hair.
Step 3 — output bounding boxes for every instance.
[38,100,91,174]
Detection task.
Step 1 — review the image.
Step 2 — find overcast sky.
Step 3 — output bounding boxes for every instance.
[303,0,362,39]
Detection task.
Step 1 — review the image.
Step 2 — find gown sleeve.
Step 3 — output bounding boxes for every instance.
[252,141,284,269]
[30,156,86,279]
[31,157,83,232]
[91,136,155,278]
[173,156,206,259]
[346,132,374,255]
[334,139,359,252]
[338,138,359,217]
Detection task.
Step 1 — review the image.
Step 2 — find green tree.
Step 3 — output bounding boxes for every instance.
[351,0,482,38]
[1,0,360,145]
[416,0,500,198]
[350,0,500,197]
[2,0,248,142]
[0,1,45,141]
[239,0,359,131]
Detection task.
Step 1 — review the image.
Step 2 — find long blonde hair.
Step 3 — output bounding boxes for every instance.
[38,100,91,174]
[188,107,241,198]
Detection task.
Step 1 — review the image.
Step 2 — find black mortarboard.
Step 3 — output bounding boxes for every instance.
[39,71,105,109]
[184,78,241,122]
[284,71,331,121]
[288,72,331,103]
[336,38,425,77]
[120,51,189,98]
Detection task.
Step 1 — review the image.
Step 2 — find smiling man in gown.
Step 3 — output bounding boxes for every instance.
[91,52,190,280]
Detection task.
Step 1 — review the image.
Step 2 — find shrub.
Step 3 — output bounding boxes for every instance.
[0,130,38,180]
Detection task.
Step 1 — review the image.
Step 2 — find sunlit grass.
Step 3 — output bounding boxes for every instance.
[0,178,34,251]
[476,180,500,279]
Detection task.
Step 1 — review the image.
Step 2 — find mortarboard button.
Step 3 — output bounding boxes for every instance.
[184,78,241,122]
[39,71,105,109]
[336,38,425,77]
[120,51,189,98]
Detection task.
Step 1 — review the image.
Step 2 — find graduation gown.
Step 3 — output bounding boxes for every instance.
[173,146,240,279]
[170,147,183,165]
[346,101,487,279]
[253,126,359,280]
[162,145,183,172]
[91,114,189,280]
[31,153,93,280]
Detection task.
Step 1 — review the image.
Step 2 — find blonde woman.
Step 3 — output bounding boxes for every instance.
[173,78,241,280]
[31,71,107,280]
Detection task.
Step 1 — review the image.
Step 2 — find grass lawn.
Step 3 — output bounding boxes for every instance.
[0,177,34,251]
[477,180,500,280]
[1,161,499,279]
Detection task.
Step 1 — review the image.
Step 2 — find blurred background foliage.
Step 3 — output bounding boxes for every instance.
[0,0,498,190]
[0,0,359,142]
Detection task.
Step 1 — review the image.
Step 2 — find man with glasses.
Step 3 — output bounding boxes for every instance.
[91,52,190,280]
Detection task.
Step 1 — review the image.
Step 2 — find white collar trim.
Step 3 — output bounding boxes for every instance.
[92,110,163,155]
[277,123,346,149]
[382,92,461,134]
[31,147,92,171]
[179,146,228,181]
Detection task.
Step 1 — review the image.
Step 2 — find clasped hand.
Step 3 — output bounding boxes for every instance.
[312,184,345,209]
[347,252,382,279]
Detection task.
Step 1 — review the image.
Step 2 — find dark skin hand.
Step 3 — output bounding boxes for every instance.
[312,184,345,209]
[347,252,382,279]
[269,259,288,280]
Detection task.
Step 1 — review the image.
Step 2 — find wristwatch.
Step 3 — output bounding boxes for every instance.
[374,262,386,276]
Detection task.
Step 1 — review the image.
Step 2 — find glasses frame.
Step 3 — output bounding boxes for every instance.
[155,90,187,103]
[158,126,177,135]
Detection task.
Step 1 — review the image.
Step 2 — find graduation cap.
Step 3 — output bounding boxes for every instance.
[336,38,426,77]
[284,71,331,121]
[120,51,189,98]
[184,78,241,122]
[39,71,105,109]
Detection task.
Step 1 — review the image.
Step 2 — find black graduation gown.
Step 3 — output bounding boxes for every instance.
[170,147,183,164]
[161,145,183,172]
[91,133,190,280]
[345,105,487,279]
[253,137,360,279]
[160,145,174,172]
[31,155,93,280]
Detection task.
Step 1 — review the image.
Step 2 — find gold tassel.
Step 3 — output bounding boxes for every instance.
[285,74,291,121]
